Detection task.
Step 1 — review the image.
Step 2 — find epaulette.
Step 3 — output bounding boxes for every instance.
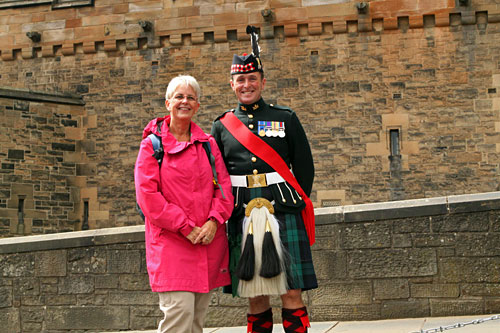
[269,104,292,112]
[214,109,235,122]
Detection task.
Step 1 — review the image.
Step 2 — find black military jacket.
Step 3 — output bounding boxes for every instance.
[211,98,314,216]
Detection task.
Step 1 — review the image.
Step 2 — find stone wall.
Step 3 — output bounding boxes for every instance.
[1,191,499,332]
[0,89,109,237]
[1,0,499,236]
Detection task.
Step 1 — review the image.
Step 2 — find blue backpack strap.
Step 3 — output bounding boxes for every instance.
[137,122,164,221]
[148,133,163,166]
[202,141,225,199]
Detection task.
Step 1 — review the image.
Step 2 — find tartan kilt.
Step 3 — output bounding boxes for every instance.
[224,187,318,296]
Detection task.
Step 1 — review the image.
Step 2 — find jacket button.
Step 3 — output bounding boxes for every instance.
[253,169,258,175]
[249,124,254,129]
[248,114,254,119]
[251,157,257,162]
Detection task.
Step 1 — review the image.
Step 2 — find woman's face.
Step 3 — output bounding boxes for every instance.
[165,84,200,122]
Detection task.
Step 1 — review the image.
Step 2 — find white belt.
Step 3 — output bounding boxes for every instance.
[230,171,286,188]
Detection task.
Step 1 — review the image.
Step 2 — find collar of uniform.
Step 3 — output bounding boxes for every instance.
[236,98,266,114]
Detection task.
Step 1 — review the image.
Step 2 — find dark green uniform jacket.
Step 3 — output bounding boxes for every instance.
[211,98,314,217]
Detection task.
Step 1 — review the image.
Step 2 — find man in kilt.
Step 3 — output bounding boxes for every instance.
[211,26,317,333]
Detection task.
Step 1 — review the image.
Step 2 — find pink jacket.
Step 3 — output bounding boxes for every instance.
[134,115,234,293]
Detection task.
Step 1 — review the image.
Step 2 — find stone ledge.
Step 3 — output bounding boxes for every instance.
[0,87,85,105]
[2,192,499,254]
[316,191,500,225]
[0,225,144,254]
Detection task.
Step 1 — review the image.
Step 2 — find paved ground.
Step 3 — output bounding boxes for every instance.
[105,314,500,333]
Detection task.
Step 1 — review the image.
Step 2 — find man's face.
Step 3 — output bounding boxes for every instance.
[230,72,266,105]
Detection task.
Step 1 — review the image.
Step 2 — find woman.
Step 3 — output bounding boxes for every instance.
[134,75,234,333]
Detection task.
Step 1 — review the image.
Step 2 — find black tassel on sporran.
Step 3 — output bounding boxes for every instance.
[259,219,281,278]
[236,221,255,281]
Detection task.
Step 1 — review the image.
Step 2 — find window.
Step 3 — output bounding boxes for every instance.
[82,200,89,230]
[389,129,400,156]
[17,196,25,234]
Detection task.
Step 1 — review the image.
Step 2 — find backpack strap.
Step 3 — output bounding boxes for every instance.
[202,141,225,199]
[148,133,164,166]
[148,120,164,166]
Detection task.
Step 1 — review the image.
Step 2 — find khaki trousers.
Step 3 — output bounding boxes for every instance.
[157,291,212,333]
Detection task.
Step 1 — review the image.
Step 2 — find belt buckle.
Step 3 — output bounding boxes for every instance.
[247,173,267,188]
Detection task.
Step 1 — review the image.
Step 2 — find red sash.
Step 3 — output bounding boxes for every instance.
[220,112,315,245]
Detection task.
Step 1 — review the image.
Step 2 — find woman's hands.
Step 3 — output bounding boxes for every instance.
[186,219,217,245]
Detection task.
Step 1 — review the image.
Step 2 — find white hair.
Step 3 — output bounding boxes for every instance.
[165,75,201,100]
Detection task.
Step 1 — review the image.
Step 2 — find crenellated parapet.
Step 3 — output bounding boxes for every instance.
[1,0,500,61]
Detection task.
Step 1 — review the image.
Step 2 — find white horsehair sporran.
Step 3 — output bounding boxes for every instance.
[237,198,288,297]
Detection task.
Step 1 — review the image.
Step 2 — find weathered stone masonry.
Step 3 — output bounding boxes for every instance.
[0,192,499,332]
[1,0,499,236]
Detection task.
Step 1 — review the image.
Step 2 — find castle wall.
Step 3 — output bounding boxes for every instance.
[1,192,499,331]
[0,1,499,235]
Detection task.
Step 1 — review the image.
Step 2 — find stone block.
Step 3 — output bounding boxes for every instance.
[486,299,500,313]
[393,216,431,233]
[358,19,372,33]
[332,19,347,33]
[119,273,150,291]
[461,283,500,296]
[374,279,409,300]
[0,285,12,307]
[310,304,380,321]
[169,34,182,45]
[107,249,141,273]
[461,11,476,25]
[312,250,346,280]
[456,233,500,257]
[431,212,489,232]
[205,305,247,327]
[349,249,437,278]
[430,299,484,317]
[310,282,372,305]
[0,253,35,277]
[130,305,161,330]
[284,24,298,37]
[214,13,241,27]
[0,308,20,333]
[21,47,34,60]
[413,234,455,248]
[186,16,213,29]
[59,275,94,294]
[439,257,500,283]
[68,247,106,274]
[35,250,66,277]
[383,17,398,30]
[191,32,205,45]
[340,222,391,249]
[1,49,14,61]
[13,277,39,296]
[95,274,119,289]
[103,39,117,51]
[392,234,412,248]
[410,283,459,298]
[409,16,423,29]
[46,294,76,305]
[45,306,129,330]
[435,12,450,27]
[108,290,157,305]
[61,43,75,56]
[308,22,322,35]
[381,299,430,318]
